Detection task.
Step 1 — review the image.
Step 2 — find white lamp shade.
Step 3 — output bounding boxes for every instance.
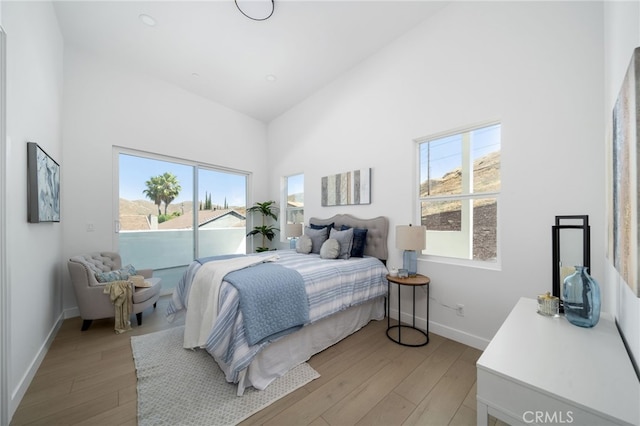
[285,223,303,238]
[396,225,426,251]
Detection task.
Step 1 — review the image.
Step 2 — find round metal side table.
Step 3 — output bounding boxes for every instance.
[386,274,430,347]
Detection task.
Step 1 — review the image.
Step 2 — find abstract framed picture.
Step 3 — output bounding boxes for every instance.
[27,142,60,223]
[321,168,371,206]
[611,47,639,297]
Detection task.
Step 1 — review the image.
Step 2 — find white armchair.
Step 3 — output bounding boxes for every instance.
[68,252,162,331]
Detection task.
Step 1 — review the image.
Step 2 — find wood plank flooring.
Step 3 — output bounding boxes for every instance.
[10,296,502,425]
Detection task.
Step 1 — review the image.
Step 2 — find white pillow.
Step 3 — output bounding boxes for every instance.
[320,238,340,259]
[296,234,313,254]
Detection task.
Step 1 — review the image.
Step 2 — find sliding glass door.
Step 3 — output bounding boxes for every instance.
[197,167,248,258]
[115,149,248,293]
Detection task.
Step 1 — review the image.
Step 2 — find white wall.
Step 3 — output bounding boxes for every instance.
[61,48,269,312]
[604,0,640,376]
[268,1,605,348]
[2,0,64,418]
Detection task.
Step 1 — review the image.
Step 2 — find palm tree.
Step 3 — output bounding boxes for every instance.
[143,172,182,216]
[143,176,163,216]
[246,200,279,252]
[158,172,181,215]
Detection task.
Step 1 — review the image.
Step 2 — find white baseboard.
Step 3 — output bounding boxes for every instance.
[388,308,489,351]
[64,306,79,319]
[429,320,489,351]
[10,311,64,419]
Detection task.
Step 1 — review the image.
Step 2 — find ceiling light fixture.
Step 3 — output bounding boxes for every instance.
[265,74,277,82]
[235,0,274,21]
[138,13,157,27]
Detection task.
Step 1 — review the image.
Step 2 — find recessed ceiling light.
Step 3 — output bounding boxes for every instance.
[265,74,277,82]
[139,14,157,27]
[191,72,200,78]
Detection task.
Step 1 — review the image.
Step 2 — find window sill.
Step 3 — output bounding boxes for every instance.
[419,255,502,271]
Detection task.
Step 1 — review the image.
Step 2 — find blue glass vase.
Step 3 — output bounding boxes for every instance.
[562,266,600,328]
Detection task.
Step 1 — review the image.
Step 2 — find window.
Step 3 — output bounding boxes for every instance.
[115,149,248,293]
[417,123,500,263]
[283,173,304,230]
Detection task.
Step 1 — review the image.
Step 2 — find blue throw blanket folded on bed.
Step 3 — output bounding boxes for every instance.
[224,262,309,346]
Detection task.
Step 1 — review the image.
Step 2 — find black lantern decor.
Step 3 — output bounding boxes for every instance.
[552,215,591,312]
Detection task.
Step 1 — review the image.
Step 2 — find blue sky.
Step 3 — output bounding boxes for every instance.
[420,124,501,181]
[287,173,304,195]
[119,154,247,207]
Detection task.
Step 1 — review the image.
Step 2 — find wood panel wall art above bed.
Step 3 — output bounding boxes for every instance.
[166,214,390,395]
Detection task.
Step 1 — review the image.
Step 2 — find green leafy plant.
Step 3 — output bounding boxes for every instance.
[143,172,182,216]
[246,200,279,252]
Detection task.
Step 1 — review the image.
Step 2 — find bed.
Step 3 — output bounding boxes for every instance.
[167,214,389,395]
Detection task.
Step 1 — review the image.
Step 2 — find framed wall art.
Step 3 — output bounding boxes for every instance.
[321,168,370,206]
[611,47,640,297]
[27,142,60,223]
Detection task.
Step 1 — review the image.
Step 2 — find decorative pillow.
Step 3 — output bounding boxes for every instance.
[296,234,313,254]
[330,227,354,259]
[341,225,368,257]
[320,238,340,259]
[304,226,329,254]
[309,222,334,232]
[95,264,137,283]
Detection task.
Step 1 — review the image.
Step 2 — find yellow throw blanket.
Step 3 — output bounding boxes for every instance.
[104,280,133,334]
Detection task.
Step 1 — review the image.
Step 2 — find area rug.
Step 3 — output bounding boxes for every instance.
[131,326,319,426]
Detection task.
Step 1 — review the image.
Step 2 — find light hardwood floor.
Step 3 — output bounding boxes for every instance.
[10,296,498,426]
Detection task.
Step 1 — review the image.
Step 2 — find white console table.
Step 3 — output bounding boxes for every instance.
[477,297,639,426]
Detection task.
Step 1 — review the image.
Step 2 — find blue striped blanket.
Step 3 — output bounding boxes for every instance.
[224,262,308,346]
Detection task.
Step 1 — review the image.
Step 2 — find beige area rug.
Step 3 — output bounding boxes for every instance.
[131,326,320,426]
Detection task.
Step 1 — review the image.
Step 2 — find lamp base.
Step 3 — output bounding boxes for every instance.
[403,250,418,277]
[289,237,298,249]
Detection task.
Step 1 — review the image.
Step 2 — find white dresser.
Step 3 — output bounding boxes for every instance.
[477,297,640,426]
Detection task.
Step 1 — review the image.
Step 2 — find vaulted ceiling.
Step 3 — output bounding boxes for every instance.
[53,1,448,122]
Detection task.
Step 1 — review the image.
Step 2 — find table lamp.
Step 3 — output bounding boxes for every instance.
[286,223,303,249]
[396,224,426,277]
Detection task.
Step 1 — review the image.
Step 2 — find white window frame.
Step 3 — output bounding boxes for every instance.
[281,173,304,243]
[414,121,501,270]
[112,146,251,254]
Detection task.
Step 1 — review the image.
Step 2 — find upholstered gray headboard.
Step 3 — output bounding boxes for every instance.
[308,214,389,262]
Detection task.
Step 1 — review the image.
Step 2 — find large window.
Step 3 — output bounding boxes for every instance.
[115,149,248,293]
[417,123,501,263]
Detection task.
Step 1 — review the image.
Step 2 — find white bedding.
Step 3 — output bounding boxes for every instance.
[167,249,388,393]
[242,297,384,392]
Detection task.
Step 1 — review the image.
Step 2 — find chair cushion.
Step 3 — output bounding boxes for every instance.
[133,277,162,304]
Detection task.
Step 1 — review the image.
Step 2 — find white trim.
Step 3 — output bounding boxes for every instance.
[9,315,63,416]
[413,121,502,267]
[112,145,251,257]
[414,119,502,145]
[280,172,304,243]
[0,25,9,426]
[386,306,489,351]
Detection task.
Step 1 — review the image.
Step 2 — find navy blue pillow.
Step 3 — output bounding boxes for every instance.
[341,225,368,257]
[309,222,334,232]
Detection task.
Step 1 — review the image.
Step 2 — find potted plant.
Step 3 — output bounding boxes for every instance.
[246,200,279,252]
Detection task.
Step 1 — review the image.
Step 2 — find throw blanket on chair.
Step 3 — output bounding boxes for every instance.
[224,262,308,346]
[104,281,133,334]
